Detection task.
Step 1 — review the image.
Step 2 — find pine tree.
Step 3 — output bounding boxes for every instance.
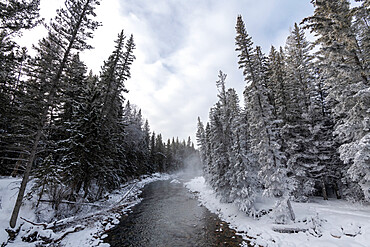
[155,134,166,172]
[235,15,286,197]
[149,132,157,170]
[225,89,260,213]
[280,23,318,201]
[9,0,101,228]
[0,0,41,176]
[196,117,206,168]
[204,123,213,183]
[285,23,313,117]
[142,119,151,172]
[122,104,150,177]
[33,154,64,209]
[50,56,100,200]
[0,0,41,35]
[228,109,260,214]
[0,0,40,93]
[351,0,369,77]
[100,31,135,121]
[165,139,173,172]
[207,71,234,201]
[303,0,368,84]
[0,47,32,176]
[303,0,370,201]
[267,46,288,122]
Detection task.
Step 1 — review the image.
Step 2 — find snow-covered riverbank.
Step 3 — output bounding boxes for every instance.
[0,173,172,247]
[185,176,370,247]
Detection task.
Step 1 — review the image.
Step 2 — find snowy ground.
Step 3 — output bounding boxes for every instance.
[185,176,370,247]
[0,173,172,247]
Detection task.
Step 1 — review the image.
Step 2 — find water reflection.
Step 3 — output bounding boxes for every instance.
[105,180,245,247]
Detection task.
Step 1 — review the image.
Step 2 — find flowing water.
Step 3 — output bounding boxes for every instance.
[105,178,246,247]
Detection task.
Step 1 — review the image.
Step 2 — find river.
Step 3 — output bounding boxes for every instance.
[104,177,246,246]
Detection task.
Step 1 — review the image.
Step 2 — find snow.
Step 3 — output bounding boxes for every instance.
[185,176,370,247]
[3,174,369,246]
[0,173,172,247]
[170,178,181,184]
[0,177,38,244]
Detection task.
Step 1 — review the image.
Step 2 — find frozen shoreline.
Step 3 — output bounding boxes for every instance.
[185,176,370,247]
[0,173,172,247]
[2,174,369,246]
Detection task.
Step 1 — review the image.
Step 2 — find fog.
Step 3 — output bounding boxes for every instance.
[177,152,203,180]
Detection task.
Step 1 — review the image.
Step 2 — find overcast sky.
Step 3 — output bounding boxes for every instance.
[21,0,315,144]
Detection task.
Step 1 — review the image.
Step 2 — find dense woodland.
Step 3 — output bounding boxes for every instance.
[0,0,197,223]
[197,0,369,214]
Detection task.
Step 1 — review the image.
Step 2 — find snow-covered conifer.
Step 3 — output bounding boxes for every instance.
[236,16,286,198]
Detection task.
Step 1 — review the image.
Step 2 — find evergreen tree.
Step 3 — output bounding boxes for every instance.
[10,0,101,228]
[228,109,260,214]
[281,23,317,201]
[51,58,104,199]
[267,46,288,122]
[303,0,370,201]
[155,134,166,172]
[207,71,234,201]
[0,0,41,98]
[285,23,313,116]
[196,117,206,168]
[33,154,64,209]
[122,104,150,177]
[225,89,260,213]
[149,132,157,170]
[0,0,41,35]
[142,119,151,171]
[236,15,286,197]
[351,0,369,77]
[0,0,41,175]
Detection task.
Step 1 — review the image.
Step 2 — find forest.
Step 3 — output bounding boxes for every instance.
[0,0,198,228]
[0,0,369,246]
[197,0,369,217]
[0,0,369,243]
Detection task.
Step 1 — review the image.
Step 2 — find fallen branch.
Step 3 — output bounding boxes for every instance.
[39,199,102,207]
[53,225,85,243]
[20,217,47,229]
[272,227,308,233]
[114,182,137,206]
[25,182,138,232]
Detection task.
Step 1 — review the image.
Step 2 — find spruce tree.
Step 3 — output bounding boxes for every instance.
[0,0,41,176]
[303,0,370,201]
[9,0,100,228]
[196,117,206,167]
[281,23,317,201]
[207,71,234,201]
[236,16,286,197]
[267,46,288,122]
[226,90,260,213]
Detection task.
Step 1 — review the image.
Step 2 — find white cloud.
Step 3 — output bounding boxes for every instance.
[19,0,315,145]
[113,0,314,144]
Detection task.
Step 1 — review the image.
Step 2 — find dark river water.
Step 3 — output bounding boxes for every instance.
[104,178,246,247]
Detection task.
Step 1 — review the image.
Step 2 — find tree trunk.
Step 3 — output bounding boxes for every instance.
[36,182,46,208]
[9,126,43,228]
[10,153,25,177]
[287,199,295,221]
[334,181,341,199]
[322,179,328,200]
